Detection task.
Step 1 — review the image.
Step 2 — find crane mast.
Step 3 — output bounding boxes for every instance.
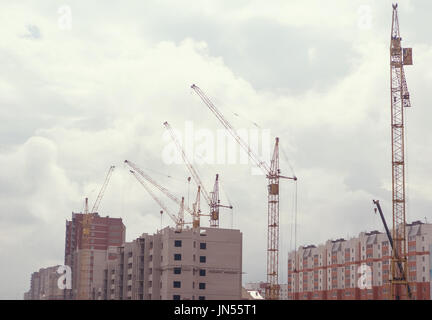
[390,3,412,300]
[191,84,296,300]
[78,165,115,299]
[373,200,412,299]
[77,197,91,299]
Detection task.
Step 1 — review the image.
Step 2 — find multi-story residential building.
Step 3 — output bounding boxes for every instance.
[288,221,432,300]
[102,226,243,300]
[24,266,64,300]
[64,212,126,299]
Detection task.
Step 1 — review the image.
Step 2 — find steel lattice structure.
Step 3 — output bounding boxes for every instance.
[389,3,412,300]
[267,137,280,300]
[191,85,296,300]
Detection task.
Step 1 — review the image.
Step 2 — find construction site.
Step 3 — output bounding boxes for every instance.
[21,3,431,301]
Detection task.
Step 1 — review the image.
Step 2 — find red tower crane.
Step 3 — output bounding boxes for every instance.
[389,3,412,300]
[191,84,297,300]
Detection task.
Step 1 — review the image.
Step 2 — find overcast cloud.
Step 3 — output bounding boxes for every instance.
[0,0,431,299]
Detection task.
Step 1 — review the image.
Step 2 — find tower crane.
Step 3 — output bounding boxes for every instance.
[124,160,200,228]
[78,165,115,299]
[129,170,186,231]
[372,200,412,299]
[389,3,412,300]
[190,84,297,300]
[77,197,91,299]
[163,121,232,228]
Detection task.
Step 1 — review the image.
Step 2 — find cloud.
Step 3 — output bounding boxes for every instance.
[0,0,431,299]
[22,24,41,39]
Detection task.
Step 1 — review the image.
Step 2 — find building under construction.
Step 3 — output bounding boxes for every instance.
[288,221,432,300]
[23,266,65,300]
[99,226,242,300]
[64,212,126,299]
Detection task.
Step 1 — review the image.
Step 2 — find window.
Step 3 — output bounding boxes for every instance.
[174,240,182,247]
[199,296,205,300]
[199,283,206,290]
[174,254,182,261]
[199,269,206,277]
[174,267,181,275]
[200,256,206,263]
[173,281,181,288]
[173,295,181,300]
[200,243,206,250]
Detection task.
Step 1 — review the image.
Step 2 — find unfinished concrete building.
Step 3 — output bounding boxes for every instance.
[64,212,125,299]
[101,226,243,300]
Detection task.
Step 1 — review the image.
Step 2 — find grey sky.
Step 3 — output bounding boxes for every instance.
[0,0,431,299]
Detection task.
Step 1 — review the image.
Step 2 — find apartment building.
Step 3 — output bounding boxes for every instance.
[288,221,432,300]
[24,266,64,300]
[244,282,266,299]
[64,212,125,299]
[102,226,243,300]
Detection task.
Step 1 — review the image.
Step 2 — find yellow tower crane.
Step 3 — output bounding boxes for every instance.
[389,3,412,300]
[77,165,115,300]
[124,160,200,228]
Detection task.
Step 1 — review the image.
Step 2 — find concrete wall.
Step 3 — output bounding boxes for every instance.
[103,226,242,300]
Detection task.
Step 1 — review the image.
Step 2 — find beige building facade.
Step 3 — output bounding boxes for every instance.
[101,226,243,300]
[24,266,65,300]
[288,221,432,300]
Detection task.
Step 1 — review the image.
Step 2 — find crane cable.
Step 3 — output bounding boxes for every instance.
[219,178,234,229]
[404,108,410,223]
